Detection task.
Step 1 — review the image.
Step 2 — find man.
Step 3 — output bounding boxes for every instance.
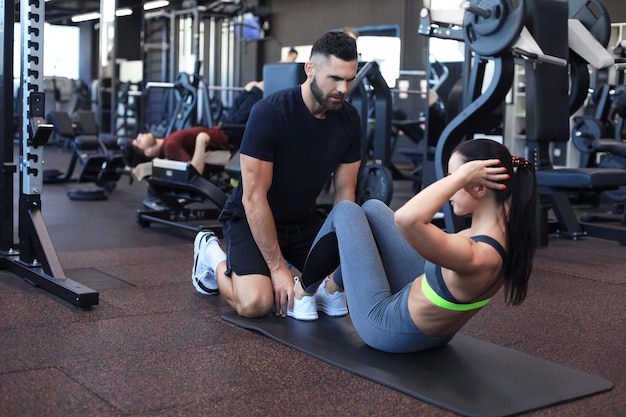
[192,31,362,320]
[124,81,264,175]
[281,47,298,62]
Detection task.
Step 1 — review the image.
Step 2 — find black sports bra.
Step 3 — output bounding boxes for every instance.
[422,235,507,308]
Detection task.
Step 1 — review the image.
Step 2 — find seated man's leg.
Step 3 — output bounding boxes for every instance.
[218,219,275,318]
[218,272,273,318]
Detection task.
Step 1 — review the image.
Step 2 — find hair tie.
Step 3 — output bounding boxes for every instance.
[512,155,529,172]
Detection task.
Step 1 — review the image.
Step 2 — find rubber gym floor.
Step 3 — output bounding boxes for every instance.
[1,141,624,417]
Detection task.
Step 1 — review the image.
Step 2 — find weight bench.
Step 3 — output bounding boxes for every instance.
[44,110,124,200]
[526,0,626,246]
[135,158,230,234]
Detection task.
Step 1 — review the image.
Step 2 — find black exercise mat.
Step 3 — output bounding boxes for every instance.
[222,311,613,417]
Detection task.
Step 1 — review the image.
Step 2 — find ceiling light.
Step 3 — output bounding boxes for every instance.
[115,8,133,17]
[144,1,170,10]
[71,12,100,23]
[70,9,134,23]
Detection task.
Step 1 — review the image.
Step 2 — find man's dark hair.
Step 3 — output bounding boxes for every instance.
[310,31,357,62]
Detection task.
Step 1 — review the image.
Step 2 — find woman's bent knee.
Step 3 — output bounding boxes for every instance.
[335,200,358,210]
[362,198,389,213]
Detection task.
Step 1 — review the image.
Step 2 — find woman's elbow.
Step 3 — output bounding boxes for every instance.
[394,210,412,233]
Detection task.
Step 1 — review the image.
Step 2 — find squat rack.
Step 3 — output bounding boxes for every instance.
[142,1,253,130]
[0,0,98,308]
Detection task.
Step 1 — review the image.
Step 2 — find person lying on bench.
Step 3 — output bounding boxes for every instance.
[293,139,538,353]
[123,80,264,175]
[129,126,233,176]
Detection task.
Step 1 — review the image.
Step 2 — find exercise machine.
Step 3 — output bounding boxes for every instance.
[141,2,266,133]
[533,0,626,243]
[570,56,626,223]
[419,0,536,232]
[346,61,395,205]
[419,0,626,245]
[0,0,98,307]
[135,158,229,234]
[43,110,126,200]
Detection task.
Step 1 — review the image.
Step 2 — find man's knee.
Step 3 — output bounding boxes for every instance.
[231,275,274,318]
[235,295,273,318]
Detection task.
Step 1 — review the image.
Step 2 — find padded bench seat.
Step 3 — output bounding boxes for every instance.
[592,139,626,158]
[536,167,626,190]
[536,167,626,245]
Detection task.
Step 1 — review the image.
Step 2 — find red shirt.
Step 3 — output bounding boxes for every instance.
[159,126,231,161]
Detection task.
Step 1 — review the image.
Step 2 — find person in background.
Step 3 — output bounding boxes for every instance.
[343,27,359,40]
[282,47,299,62]
[192,31,362,321]
[293,139,538,353]
[125,81,264,175]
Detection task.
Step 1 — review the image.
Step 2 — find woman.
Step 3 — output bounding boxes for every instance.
[292,139,538,353]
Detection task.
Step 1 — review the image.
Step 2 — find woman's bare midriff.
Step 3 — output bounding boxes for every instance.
[407,274,501,337]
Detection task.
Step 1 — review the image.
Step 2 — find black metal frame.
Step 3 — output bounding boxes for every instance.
[0,0,98,308]
[136,173,227,235]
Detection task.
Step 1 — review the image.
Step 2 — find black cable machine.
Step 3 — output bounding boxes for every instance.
[346,61,395,205]
[418,0,526,232]
[0,0,98,308]
[420,0,626,245]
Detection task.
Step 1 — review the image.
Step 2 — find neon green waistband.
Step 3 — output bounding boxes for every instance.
[421,274,491,312]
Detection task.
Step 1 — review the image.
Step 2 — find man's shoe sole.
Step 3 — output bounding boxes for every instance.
[192,231,219,295]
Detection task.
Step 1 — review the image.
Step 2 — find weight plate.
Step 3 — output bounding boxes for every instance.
[569,53,590,115]
[356,163,394,205]
[468,0,507,36]
[571,116,605,153]
[463,0,525,56]
[568,0,611,47]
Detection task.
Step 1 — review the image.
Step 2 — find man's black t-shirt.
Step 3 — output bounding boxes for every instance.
[220,85,362,224]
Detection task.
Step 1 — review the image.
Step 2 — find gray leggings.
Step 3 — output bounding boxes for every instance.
[300,199,454,353]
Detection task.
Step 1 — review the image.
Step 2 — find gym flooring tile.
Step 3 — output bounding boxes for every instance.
[1,144,625,416]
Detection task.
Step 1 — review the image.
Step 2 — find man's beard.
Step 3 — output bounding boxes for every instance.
[311,76,344,111]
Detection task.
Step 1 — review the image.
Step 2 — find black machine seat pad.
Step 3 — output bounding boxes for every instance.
[148,174,228,209]
[74,135,101,150]
[593,139,626,158]
[536,167,626,189]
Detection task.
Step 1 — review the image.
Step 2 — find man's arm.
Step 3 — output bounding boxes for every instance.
[239,153,295,316]
[332,160,361,204]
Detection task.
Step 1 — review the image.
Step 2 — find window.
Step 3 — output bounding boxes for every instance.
[14,23,79,79]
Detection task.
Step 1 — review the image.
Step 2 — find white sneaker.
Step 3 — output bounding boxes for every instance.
[192,230,219,295]
[315,278,348,316]
[288,277,318,321]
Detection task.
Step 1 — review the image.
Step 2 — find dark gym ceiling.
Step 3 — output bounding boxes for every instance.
[14,1,149,25]
[14,0,239,26]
